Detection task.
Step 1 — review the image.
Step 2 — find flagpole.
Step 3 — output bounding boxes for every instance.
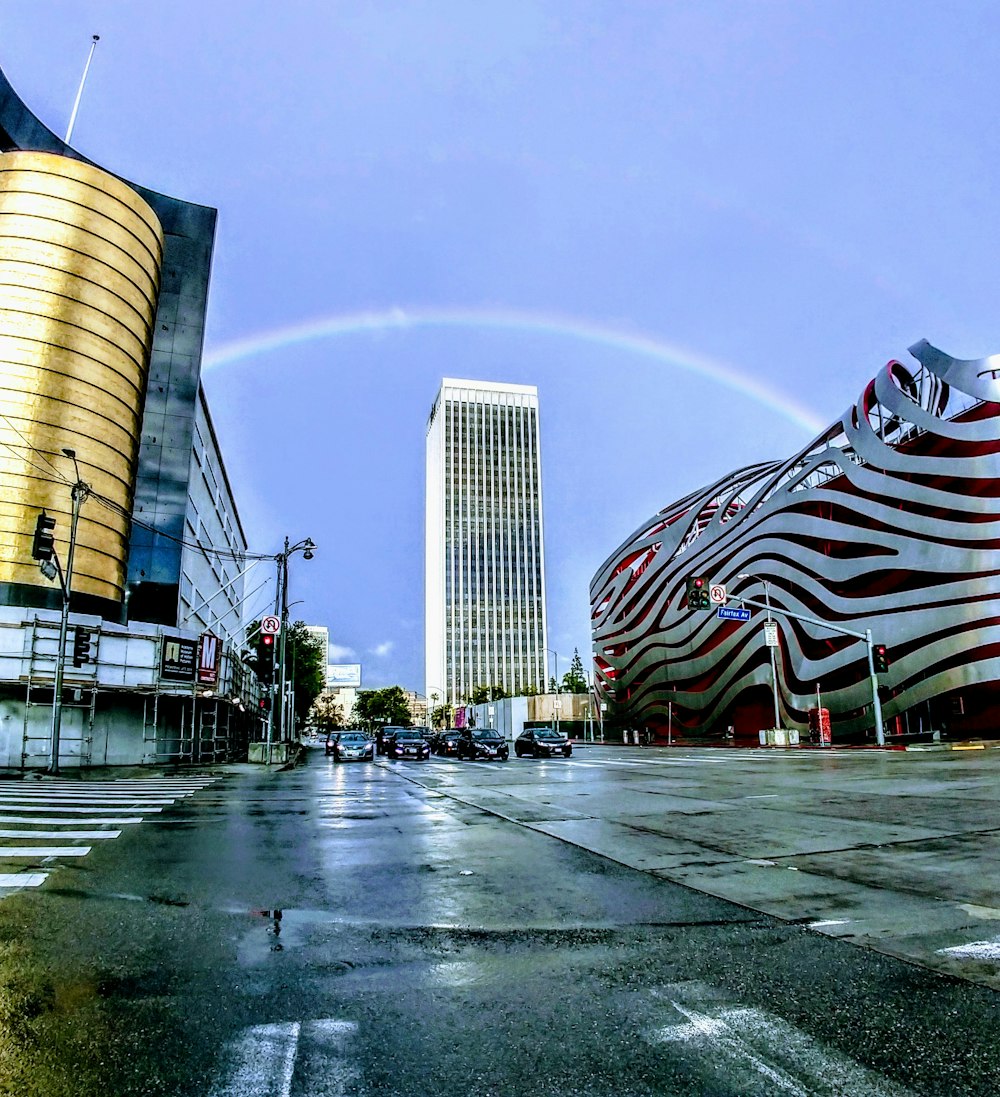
[65,35,100,145]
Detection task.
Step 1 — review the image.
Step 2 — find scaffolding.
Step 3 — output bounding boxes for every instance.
[2,613,260,770]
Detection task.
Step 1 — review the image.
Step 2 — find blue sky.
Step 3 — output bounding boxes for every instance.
[4,2,1000,691]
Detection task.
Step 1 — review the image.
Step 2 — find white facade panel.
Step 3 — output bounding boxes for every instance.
[178,389,249,648]
[425,379,547,704]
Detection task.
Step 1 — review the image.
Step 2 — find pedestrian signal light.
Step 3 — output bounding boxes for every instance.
[874,644,890,674]
[72,626,93,667]
[32,512,56,562]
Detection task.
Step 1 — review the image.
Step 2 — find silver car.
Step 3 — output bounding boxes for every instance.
[327,731,375,762]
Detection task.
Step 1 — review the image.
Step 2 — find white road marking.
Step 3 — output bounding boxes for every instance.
[0,777,218,900]
[0,846,90,857]
[0,828,120,839]
[651,996,914,1096]
[809,919,853,928]
[937,937,1000,960]
[0,815,142,824]
[208,1018,360,1097]
[0,805,161,814]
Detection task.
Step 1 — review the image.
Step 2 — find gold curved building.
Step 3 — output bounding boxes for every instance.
[0,150,163,609]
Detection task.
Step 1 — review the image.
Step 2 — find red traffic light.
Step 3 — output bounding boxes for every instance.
[261,634,275,648]
[692,578,704,588]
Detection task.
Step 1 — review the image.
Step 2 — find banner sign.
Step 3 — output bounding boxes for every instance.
[160,637,197,682]
[198,632,221,685]
[327,663,362,688]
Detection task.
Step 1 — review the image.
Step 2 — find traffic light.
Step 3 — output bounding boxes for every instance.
[874,644,890,674]
[257,632,276,685]
[31,512,56,561]
[686,575,711,610]
[72,626,93,667]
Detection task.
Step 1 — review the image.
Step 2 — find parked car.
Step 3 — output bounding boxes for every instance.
[384,727,431,760]
[432,728,461,756]
[327,730,374,762]
[514,727,573,758]
[457,728,509,761]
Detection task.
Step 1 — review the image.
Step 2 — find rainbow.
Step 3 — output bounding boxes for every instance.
[203,306,827,434]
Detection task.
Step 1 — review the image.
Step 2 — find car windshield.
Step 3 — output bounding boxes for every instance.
[473,731,503,741]
[536,731,564,741]
[340,733,367,743]
[396,730,424,740]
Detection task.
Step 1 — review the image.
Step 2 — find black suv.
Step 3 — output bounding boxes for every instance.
[457,728,509,761]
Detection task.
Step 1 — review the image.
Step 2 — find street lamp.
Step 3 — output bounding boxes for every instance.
[737,573,782,732]
[427,685,446,728]
[271,537,316,759]
[545,647,561,734]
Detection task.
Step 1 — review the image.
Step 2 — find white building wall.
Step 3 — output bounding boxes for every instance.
[0,606,261,768]
[425,379,547,705]
[178,388,249,648]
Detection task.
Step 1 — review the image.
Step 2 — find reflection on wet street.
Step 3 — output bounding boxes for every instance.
[0,747,998,1095]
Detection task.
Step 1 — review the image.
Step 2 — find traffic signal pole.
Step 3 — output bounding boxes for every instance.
[864,628,886,748]
[49,480,88,774]
[737,594,885,747]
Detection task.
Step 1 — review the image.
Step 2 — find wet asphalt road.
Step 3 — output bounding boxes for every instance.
[0,748,999,1096]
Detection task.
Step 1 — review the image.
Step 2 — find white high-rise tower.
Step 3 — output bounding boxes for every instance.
[425,379,548,707]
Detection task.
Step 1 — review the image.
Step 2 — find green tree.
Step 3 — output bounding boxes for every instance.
[468,684,508,705]
[352,686,412,732]
[430,703,452,728]
[561,648,589,694]
[310,690,344,732]
[286,621,327,730]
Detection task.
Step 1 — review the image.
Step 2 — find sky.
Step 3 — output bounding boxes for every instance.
[3,2,1000,692]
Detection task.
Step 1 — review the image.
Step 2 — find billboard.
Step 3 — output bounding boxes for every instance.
[327,663,362,688]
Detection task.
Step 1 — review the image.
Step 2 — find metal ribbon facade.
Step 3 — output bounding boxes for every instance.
[591,341,1000,740]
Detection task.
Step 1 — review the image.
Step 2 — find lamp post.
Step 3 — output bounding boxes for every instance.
[271,537,315,761]
[545,647,561,734]
[737,573,782,732]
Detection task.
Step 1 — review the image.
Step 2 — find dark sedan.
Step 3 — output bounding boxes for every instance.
[384,727,431,760]
[327,731,375,762]
[432,729,461,756]
[457,729,509,761]
[515,728,573,758]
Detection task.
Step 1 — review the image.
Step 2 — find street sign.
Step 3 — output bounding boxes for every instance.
[260,615,281,635]
[198,632,220,685]
[764,622,779,647]
[717,607,751,622]
[160,637,197,682]
[709,583,727,604]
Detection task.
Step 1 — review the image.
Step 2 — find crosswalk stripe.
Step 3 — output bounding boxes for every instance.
[0,815,142,824]
[0,829,121,839]
[0,805,161,814]
[0,846,91,857]
[0,775,220,898]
